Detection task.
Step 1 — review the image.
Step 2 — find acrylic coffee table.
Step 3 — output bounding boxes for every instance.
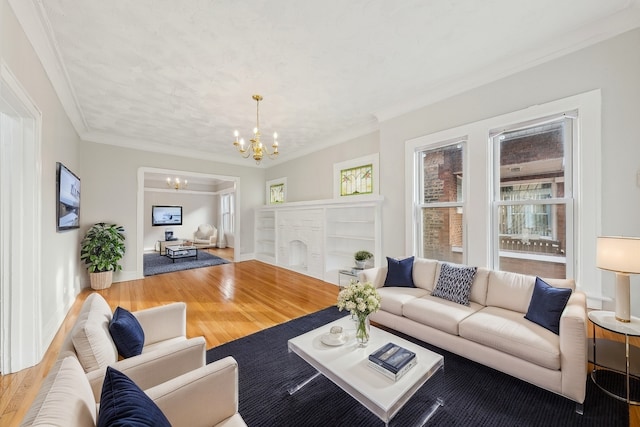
[287,316,444,426]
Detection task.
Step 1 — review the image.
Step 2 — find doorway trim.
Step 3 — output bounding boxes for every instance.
[136,167,240,279]
[0,63,43,373]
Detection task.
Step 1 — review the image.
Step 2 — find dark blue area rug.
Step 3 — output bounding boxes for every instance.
[206,307,627,426]
[143,251,228,276]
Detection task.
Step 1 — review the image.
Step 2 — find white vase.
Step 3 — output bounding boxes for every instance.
[355,260,367,269]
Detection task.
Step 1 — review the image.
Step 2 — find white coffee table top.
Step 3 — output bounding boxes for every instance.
[288,316,444,423]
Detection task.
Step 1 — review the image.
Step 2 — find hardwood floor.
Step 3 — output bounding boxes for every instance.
[2,254,640,426]
[0,257,339,427]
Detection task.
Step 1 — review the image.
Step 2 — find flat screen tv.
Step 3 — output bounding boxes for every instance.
[152,205,182,226]
[56,162,80,231]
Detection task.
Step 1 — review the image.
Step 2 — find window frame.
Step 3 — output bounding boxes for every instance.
[405,90,602,306]
[411,137,468,261]
[490,114,576,278]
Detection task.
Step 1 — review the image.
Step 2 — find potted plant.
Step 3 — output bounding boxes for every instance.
[80,222,126,290]
[354,250,373,269]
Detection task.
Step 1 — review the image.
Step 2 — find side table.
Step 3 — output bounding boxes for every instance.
[338,267,363,287]
[589,310,640,404]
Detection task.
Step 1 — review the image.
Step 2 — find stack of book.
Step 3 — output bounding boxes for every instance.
[368,342,417,381]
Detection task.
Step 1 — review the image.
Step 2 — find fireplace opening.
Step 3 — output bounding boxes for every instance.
[289,240,308,270]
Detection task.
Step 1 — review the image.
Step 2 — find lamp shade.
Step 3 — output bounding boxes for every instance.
[596,236,640,274]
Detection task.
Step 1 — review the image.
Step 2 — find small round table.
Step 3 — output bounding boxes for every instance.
[589,310,640,404]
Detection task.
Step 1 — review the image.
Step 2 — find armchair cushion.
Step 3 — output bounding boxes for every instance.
[109,307,145,358]
[98,366,171,427]
[71,294,118,373]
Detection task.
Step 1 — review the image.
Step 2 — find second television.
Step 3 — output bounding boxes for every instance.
[152,205,182,226]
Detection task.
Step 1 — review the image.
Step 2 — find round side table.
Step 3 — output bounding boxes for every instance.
[589,310,640,404]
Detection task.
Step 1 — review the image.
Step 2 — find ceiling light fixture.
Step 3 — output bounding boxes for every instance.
[167,177,188,190]
[233,94,279,164]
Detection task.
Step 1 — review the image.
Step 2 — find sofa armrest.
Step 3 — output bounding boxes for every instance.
[146,356,245,427]
[559,290,588,403]
[134,302,187,345]
[87,336,206,401]
[358,267,387,288]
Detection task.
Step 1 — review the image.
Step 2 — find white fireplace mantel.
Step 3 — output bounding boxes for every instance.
[255,196,383,285]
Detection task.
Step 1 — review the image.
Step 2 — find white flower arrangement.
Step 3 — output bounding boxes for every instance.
[337,280,381,317]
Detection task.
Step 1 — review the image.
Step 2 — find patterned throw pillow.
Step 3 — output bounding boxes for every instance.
[431,263,477,306]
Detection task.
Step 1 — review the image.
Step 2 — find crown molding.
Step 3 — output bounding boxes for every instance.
[374,3,640,123]
[8,0,88,134]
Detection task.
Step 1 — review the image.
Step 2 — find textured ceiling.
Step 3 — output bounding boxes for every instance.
[14,0,640,166]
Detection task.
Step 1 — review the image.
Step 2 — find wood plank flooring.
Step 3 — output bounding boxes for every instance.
[1,251,639,426]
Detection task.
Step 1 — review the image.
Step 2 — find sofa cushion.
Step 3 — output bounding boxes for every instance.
[524,277,572,335]
[412,258,439,291]
[485,270,536,313]
[459,306,561,370]
[384,256,415,287]
[403,295,483,335]
[376,287,429,315]
[98,366,171,427]
[72,294,118,373]
[21,356,96,427]
[431,263,477,306]
[469,267,490,306]
[109,306,145,358]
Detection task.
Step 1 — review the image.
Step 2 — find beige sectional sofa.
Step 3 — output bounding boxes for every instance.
[359,257,588,412]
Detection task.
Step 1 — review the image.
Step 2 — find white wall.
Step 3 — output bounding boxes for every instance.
[378,28,640,313]
[265,28,640,314]
[144,190,216,251]
[2,0,83,362]
[266,131,379,202]
[79,140,264,283]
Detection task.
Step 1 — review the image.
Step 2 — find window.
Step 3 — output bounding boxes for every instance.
[415,141,466,263]
[491,114,574,279]
[221,193,235,234]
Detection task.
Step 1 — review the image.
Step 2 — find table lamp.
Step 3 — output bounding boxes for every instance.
[596,236,640,322]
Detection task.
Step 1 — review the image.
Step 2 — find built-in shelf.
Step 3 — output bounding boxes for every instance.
[255,196,382,285]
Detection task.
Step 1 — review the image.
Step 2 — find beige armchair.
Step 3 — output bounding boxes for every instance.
[194,223,218,247]
[21,355,247,426]
[61,293,207,400]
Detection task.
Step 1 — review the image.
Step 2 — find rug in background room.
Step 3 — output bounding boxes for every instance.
[143,251,228,276]
[206,307,627,427]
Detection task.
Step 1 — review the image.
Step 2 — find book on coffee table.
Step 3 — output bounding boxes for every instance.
[368,342,417,381]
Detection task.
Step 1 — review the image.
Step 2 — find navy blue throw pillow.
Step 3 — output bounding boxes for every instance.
[384,256,415,287]
[98,366,171,427]
[109,307,145,358]
[524,277,572,335]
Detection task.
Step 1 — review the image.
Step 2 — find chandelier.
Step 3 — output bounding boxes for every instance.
[233,94,279,164]
[166,177,187,190]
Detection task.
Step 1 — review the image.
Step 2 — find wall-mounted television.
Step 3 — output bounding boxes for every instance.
[56,162,80,231]
[152,205,182,226]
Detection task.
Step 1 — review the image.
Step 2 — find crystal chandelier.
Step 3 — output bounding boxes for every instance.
[233,94,279,164]
[166,177,187,190]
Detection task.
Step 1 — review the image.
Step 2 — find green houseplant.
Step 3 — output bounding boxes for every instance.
[80,222,126,290]
[354,250,373,269]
